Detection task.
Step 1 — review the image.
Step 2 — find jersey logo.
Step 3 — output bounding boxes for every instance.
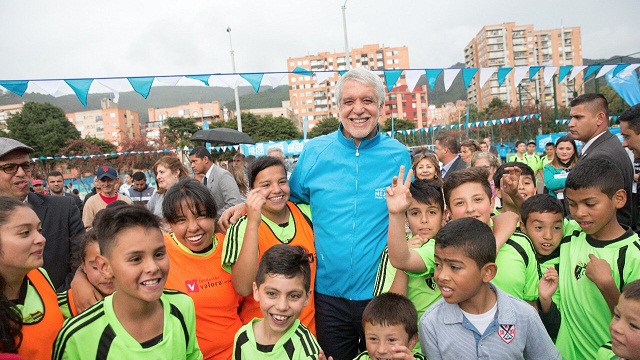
[425,276,437,291]
[23,310,44,324]
[185,279,199,293]
[498,324,516,344]
[375,187,386,200]
[574,262,587,280]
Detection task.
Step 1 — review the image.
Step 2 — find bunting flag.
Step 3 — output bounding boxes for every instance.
[613,64,629,77]
[127,77,154,99]
[240,73,264,93]
[557,66,572,83]
[443,69,460,91]
[583,65,603,79]
[596,64,616,79]
[543,66,558,86]
[513,66,529,87]
[497,67,512,86]
[292,67,313,76]
[384,69,403,91]
[31,80,67,97]
[315,71,334,85]
[462,68,479,89]
[620,64,640,78]
[479,67,497,88]
[425,69,442,90]
[264,73,288,88]
[213,74,242,89]
[185,75,211,86]
[529,66,542,80]
[606,70,640,106]
[404,69,423,92]
[156,76,182,86]
[96,78,128,103]
[64,79,93,108]
[0,80,29,96]
[569,65,587,81]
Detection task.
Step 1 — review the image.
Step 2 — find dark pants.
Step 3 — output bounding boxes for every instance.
[315,292,371,360]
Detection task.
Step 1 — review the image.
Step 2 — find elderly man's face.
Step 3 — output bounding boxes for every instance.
[0,151,32,200]
[338,79,381,146]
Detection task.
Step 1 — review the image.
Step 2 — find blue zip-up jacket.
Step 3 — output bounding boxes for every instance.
[289,125,411,300]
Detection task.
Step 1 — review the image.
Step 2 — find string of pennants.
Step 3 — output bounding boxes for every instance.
[384,114,540,136]
[31,145,241,162]
[555,116,619,125]
[1,63,638,108]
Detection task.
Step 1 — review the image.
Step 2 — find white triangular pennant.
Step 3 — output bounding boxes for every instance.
[30,80,67,97]
[213,74,242,89]
[443,69,460,91]
[543,66,558,86]
[156,76,182,86]
[265,73,288,88]
[315,71,334,85]
[596,64,616,79]
[404,69,423,92]
[513,66,529,87]
[97,78,130,103]
[620,64,640,78]
[569,65,587,81]
[479,67,497,88]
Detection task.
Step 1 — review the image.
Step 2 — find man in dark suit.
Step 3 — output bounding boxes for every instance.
[569,93,635,228]
[189,146,243,217]
[47,170,83,214]
[484,137,499,157]
[0,138,85,290]
[435,131,467,179]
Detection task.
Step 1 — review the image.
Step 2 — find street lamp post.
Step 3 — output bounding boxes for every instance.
[341,1,351,70]
[226,27,242,133]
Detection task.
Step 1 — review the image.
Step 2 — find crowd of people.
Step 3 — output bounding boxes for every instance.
[1,67,640,360]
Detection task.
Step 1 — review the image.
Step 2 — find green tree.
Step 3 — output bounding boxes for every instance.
[162,117,200,148]
[5,102,80,157]
[210,112,301,142]
[381,118,416,132]
[308,117,340,138]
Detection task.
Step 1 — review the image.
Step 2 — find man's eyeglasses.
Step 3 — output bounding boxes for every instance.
[0,161,35,174]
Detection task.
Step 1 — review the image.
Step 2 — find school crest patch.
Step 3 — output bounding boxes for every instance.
[498,324,515,344]
[574,262,587,280]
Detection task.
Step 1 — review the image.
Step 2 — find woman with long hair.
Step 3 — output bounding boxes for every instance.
[544,135,579,199]
[146,156,189,217]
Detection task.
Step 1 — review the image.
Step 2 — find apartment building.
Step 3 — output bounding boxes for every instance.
[66,98,141,146]
[465,22,582,110]
[0,103,24,131]
[287,44,426,130]
[147,101,225,140]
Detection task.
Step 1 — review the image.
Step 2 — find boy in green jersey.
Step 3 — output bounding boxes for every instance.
[539,158,640,359]
[520,194,564,274]
[597,279,640,360]
[53,205,202,360]
[353,293,426,360]
[492,162,537,216]
[233,244,320,360]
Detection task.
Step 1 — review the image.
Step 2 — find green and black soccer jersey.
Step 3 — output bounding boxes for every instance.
[555,228,640,359]
[233,318,320,360]
[492,230,540,301]
[353,350,427,360]
[53,290,202,360]
[595,341,617,360]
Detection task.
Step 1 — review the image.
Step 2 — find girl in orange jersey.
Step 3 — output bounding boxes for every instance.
[0,197,64,360]
[162,178,242,360]
[222,156,316,334]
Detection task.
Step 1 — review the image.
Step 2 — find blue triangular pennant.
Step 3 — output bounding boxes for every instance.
[127,77,155,99]
[338,70,348,76]
[65,79,93,108]
[462,68,479,89]
[384,70,403,92]
[557,66,572,83]
[497,67,513,86]
[529,66,542,80]
[240,73,264,93]
[583,65,602,79]
[0,80,29,96]
[613,64,629,77]
[186,75,210,86]
[293,67,313,76]
[425,69,443,90]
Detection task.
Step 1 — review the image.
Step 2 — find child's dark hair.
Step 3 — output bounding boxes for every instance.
[249,156,287,189]
[0,197,31,231]
[93,205,161,257]
[565,158,623,197]
[443,167,492,208]
[520,194,564,225]
[255,245,311,292]
[163,178,218,223]
[515,140,525,148]
[622,279,640,301]
[411,179,444,211]
[493,162,536,189]
[0,274,22,353]
[72,229,99,270]
[362,293,418,339]
[435,217,496,268]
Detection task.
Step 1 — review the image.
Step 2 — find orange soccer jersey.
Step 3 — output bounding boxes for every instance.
[164,232,242,360]
[227,202,317,334]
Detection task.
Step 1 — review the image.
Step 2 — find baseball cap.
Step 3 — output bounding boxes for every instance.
[96,166,117,180]
[0,138,34,158]
[527,140,536,145]
[32,179,43,186]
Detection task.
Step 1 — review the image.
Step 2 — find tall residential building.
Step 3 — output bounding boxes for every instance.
[66,98,141,147]
[287,44,427,131]
[146,101,225,140]
[0,103,24,131]
[465,22,582,110]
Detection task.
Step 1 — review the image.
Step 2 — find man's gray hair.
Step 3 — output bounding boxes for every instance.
[334,67,385,109]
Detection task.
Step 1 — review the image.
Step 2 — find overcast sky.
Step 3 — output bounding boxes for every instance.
[1,0,638,83]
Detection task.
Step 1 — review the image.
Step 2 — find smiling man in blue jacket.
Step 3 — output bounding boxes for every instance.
[288,67,411,360]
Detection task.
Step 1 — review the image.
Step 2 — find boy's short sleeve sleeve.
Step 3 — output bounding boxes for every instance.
[406,241,436,277]
[373,248,398,296]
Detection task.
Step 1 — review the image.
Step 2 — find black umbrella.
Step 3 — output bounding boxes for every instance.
[190,128,256,145]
